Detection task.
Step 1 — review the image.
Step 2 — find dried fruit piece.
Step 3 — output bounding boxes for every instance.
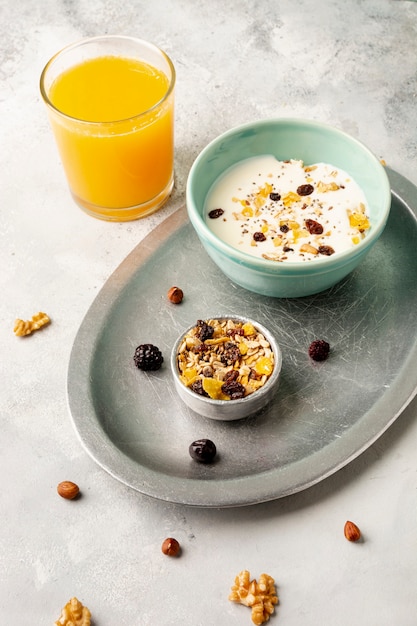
[196,319,215,341]
[133,344,163,371]
[161,537,181,556]
[189,439,217,463]
[222,380,246,399]
[297,183,314,196]
[167,286,184,304]
[54,597,91,626]
[253,232,267,242]
[269,192,281,201]
[208,208,224,219]
[229,570,278,625]
[57,481,80,500]
[202,377,229,400]
[318,244,335,256]
[344,520,361,542]
[308,339,330,361]
[305,218,324,234]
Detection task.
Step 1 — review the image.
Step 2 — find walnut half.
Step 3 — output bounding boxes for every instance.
[54,597,91,626]
[229,570,278,625]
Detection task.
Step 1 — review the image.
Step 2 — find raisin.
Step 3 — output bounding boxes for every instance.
[221,341,240,365]
[297,184,314,196]
[308,339,330,361]
[208,208,224,219]
[196,320,214,341]
[283,246,293,252]
[221,380,246,399]
[269,192,281,201]
[226,328,244,337]
[318,245,335,256]
[305,219,324,235]
[190,379,209,397]
[223,370,239,383]
[253,232,266,242]
[280,224,289,233]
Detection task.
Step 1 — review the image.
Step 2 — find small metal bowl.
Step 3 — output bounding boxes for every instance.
[170,316,282,421]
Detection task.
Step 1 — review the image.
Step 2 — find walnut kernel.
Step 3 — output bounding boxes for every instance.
[229,570,278,625]
[54,597,91,626]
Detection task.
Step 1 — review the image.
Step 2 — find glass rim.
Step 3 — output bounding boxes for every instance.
[39,34,176,126]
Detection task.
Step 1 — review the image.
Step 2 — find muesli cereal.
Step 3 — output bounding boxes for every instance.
[176,319,274,400]
[206,156,371,262]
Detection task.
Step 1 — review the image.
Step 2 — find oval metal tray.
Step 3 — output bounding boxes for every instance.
[67,167,417,507]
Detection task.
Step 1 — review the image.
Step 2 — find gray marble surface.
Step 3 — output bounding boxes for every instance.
[1,1,417,624]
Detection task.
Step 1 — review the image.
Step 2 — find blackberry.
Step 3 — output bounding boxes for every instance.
[308,339,330,362]
[133,344,164,371]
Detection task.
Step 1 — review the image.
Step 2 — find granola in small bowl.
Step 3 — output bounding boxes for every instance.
[171,316,282,421]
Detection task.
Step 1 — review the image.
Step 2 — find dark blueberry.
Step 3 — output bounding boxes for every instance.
[189,439,217,463]
[308,339,330,362]
[133,344,163,370]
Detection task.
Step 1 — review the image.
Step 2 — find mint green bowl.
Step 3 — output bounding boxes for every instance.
[186,118,391,298]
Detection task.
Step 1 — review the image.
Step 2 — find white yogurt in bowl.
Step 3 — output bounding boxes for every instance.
[205,156,371,262]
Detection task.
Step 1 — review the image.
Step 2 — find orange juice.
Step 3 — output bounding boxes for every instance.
[41,38,175,221]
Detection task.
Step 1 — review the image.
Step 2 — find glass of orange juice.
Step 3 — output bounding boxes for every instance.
[40,36,175,221]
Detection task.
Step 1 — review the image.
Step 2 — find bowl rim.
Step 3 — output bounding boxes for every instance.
[186,117,391,271]
[170,315,282,408]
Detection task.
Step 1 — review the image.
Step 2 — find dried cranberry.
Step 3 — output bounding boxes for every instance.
[221,380,246,399]
[308,339,330,361]
[297,184,314,196]
[269,192,281,201]
[305,219,324,235]
[318,245,335,256]
[253,232,266,242]
[196,320,214,341]
[208,208,224,219]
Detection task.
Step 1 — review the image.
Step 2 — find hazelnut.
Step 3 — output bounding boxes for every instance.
[167,286,184,304]
[161,537,181,556]
[57,481,80,500]
[344,520,361,542]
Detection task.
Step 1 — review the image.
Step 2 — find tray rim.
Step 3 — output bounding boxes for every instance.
[67,166,417,507]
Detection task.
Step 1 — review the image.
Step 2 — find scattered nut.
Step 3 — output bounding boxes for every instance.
[14,311,50,336]
[57,481,80,500]
[229,570,278,625]
[161,537,181,556]
[344,520,361,542]
[167,286,184,304]
[54,596,91,626]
